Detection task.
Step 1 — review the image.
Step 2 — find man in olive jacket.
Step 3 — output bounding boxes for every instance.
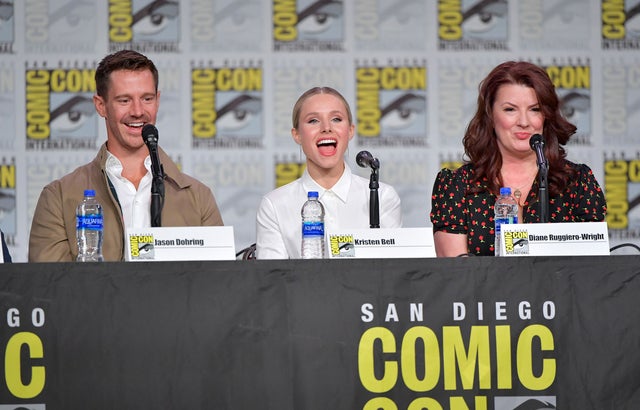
[29,50,223,262]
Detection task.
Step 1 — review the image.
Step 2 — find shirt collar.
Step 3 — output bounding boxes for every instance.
[105,150,152,176]
[301,163,352,202]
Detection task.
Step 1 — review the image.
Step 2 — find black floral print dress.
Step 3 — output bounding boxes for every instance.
[430,162,607,256]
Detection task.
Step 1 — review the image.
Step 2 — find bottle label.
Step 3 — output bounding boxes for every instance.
[494,216,518,233]
[302,221,324,237]
[77,215,104,230]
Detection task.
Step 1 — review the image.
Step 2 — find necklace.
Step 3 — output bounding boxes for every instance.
[514,189,523,203]
[501,165,538,206]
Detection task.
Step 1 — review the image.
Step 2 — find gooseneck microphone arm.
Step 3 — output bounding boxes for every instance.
[530,134,549,223]
[356,150,380,228]
[142,124,165,227]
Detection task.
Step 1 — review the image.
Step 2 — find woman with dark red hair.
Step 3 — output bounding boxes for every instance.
[430,61,606,257]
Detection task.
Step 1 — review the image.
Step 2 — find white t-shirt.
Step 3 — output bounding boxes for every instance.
[256,164,402,259]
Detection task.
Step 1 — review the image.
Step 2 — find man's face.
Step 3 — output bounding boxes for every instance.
[93,69,160,154]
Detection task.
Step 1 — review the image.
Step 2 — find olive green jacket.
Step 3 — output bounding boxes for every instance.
[29,144,223,262]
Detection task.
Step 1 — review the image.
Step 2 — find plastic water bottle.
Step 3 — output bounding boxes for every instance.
[76,189,104,262]
[301,191,325,259]
[494,187,518,257]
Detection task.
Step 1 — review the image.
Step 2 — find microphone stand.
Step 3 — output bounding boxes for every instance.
[147,144,165,228]
[141,124,165,227]
[369,167,380,228]
[538,162,549,223]
[150,164,165,227]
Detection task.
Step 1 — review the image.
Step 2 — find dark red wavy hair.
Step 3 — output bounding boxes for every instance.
[463,61,577,196]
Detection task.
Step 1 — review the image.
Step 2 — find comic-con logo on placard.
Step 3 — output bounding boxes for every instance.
[604,152,640,241]
[25,62,98,150]
[355,58,427,147]
[0,158,16,246]
[25,0,97,53]
[272,0,345,52]
[602,0,640,49]
[274,155,305,188]
[0,0,14,53]
[191,60,264,149]
[329,234,355,257]
[438,0,509,51]
[129,234,155,260]
[539,57,592,146]
[504,229,530,255]
[108,0,180,53]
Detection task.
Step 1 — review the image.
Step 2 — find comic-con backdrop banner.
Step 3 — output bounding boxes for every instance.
[2,0,640,260]
[0,256,639,408]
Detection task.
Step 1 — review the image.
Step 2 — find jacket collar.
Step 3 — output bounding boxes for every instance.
[95,142,192,189]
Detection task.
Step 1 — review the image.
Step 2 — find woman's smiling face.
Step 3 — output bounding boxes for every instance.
[292,92,354,177]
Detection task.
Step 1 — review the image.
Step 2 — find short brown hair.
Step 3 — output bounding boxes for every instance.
[95,50,159,98]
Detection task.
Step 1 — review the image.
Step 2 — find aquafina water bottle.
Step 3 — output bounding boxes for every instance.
[494,187,518,256]
[76,189,104,262]
[301,191,325,259]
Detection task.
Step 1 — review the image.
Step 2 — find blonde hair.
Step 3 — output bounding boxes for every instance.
[291,86,353,129]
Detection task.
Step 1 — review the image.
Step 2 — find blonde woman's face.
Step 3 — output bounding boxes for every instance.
[292,93,354,175]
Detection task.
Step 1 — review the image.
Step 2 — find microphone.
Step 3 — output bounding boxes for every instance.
[529,134,547,169]
[142,123,165,177]
[356,151,380,228]
[356,150,380,170]
[529,133,549,223]
[142,124,165,227]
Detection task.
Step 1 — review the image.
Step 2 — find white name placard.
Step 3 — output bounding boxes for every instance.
[326,227,436,259]
[124,226,236,261]
[499,221,609,256]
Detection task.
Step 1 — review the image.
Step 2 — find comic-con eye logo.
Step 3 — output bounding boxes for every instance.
[438,0,509,50]
[504,230,529,255]
[329,234,354,257]
[191,65,264,148]
[129,234,155,260]
[544,63,591,145]
[273,0,345,51]
[602,0,640,43]
[356,64,427,146]
[109,0,180,50]
[494,397,556,409]
[605,158,640,231]
[25,66,98,150]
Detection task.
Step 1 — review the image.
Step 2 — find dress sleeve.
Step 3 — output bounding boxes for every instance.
[569,164,607,222]
[430,168,468,234]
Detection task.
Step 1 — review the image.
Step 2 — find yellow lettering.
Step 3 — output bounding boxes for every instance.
[5,332,46,399]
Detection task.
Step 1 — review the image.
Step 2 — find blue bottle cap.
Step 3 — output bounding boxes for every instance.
[308,191,319,198]
[499,187,511,196]
[84,189,96,197]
